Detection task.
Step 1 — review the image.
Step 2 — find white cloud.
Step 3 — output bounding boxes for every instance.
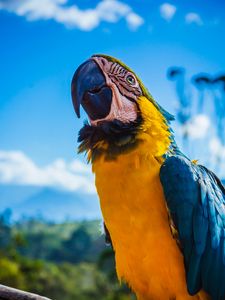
[182,114,210,139]
[0,0,144,31]
[0,150,96,194]
[209,138,225,160]
[185,12,203,26]
[159,3,176,21]
[126,12,144,30]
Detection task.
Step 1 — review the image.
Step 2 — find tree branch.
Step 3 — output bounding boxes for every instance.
[0,285,52,300]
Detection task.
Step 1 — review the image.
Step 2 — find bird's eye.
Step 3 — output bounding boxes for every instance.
[126,74,136,85]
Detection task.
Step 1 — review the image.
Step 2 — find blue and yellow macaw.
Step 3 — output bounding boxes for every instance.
[71,55,225,300]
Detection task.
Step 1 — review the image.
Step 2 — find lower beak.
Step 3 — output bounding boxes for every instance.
[71,59,112,121]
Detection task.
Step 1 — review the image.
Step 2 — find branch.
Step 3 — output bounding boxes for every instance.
[0,284,52,300]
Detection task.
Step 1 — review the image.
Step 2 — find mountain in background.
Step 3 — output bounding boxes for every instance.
[0,184,101,222]
[1,179,224,222]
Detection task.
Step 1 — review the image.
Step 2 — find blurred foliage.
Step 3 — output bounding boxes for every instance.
[168,68,225,172]
[168,67,225,139]
[0,210,135,300]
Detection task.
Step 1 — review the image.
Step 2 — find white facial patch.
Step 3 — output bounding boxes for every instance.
[90,57,138,126]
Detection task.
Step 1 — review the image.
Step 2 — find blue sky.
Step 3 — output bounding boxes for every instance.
[0,0,225,198]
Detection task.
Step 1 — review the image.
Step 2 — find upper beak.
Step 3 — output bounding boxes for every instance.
[71,59,112,120]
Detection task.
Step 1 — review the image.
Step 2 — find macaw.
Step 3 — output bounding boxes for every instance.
[71,55,225,300]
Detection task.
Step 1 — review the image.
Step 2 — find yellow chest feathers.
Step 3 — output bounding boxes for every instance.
[93,151,189,299]
[91,97,205,299]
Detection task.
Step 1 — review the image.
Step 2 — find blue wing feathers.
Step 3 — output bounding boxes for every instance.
[160,155,225,300]
[223,239,225,264]
[193,203,208,255]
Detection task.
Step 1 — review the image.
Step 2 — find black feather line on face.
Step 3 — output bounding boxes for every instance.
[78,116,142,162]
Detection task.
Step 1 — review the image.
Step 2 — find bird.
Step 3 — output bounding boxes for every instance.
[71,54,225,300]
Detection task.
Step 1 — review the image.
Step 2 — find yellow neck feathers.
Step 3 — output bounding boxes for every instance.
[135,96,171,159]
[87,95,172,163]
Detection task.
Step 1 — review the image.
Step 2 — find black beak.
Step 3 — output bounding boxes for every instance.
[71,59,112,120]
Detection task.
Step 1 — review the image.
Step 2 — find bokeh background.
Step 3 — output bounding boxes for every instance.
[0,0,225,299]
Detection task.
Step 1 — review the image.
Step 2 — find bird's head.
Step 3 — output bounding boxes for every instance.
[71,55,175,161]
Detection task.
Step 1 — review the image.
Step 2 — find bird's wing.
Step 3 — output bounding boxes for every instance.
[160,155,225,299]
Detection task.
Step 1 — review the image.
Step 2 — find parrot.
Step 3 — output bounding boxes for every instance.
[71,54,225,300]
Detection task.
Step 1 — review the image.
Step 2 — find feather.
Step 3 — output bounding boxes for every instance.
[160,155,225,300]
